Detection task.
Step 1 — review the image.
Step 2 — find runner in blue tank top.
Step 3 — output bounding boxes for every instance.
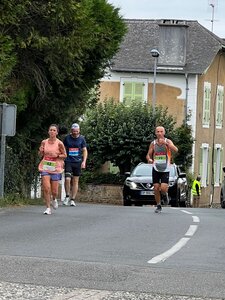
[146,126,178,213]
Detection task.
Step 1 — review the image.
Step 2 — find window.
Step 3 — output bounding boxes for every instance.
[202,82,211,128]
[199,144,210,187]
[216,85,224,128]
[120,78,148,105]
[213,145,223,186]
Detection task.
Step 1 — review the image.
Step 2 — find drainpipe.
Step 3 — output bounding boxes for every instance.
[184,73,189,123]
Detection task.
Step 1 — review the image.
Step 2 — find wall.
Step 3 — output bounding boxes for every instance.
[76,184,123,205]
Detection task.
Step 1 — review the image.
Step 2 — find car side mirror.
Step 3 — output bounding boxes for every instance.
[124,172,131,177]
[179,173,186,179]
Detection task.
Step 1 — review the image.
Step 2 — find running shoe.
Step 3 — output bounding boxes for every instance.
[70,200,76,207]
[63,196,70,206]
[43,208,51,215]
[155,204,162,213]
[52,199,58,210]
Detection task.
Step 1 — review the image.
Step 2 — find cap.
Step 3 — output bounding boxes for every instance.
[71,123,80,129]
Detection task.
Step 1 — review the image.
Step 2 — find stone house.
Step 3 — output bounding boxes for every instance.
[99,19,225,207]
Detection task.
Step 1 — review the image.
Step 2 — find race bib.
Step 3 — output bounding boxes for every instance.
[154,154,166,164]
[42,157,56,172]
[69,148,79,156]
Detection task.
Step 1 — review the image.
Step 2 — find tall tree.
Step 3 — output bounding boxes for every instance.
[0,0,127,196]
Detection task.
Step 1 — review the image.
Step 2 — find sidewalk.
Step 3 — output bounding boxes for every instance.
[0,282,223,300]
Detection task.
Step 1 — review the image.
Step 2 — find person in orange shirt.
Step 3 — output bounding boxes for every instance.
[38,124,67,215]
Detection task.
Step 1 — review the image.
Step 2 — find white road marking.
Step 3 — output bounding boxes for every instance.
[181,210,192,215]
[148,237,190,264]
[147,208,200,264]
[192,216,200,223]
[185,224,198,236]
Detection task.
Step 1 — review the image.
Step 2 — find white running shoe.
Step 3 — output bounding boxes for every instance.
[70,200,76,207]
[63,196,70,206]
[43,208,51,215]
[52,199,58,210]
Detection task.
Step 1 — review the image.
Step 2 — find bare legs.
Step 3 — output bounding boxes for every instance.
[65,176,79,199]
[42,176,59,209]
[154,183,168,205]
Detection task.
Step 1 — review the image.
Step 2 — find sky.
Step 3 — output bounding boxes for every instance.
[108,0,225,38]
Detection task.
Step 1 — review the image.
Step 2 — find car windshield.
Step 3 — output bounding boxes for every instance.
[131,164,176,177]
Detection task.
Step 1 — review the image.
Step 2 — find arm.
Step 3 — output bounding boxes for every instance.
[58,142,67,159]
[166,139,178,153]
[81,147,88,169]
[146,143,154,164]
[38,140,45,158]
[196,183,200,196]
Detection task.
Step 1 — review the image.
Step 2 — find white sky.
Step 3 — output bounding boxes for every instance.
[108,0,225,38]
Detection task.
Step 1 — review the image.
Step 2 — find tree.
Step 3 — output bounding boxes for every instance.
[173,120,194,170]
[81,99,188,174]
[0,0,127,196]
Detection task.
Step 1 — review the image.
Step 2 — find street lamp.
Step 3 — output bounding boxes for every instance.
[150,49,160,114]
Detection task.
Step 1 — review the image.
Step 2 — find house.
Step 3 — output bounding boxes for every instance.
[99,19,225,207]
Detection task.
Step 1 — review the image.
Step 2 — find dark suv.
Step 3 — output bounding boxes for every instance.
[123,163,188,207]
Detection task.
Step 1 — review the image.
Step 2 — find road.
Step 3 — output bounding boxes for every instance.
[0,203,225,300]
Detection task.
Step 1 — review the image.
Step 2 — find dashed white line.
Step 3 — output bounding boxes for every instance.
[148,209,200,264]
[181,210,192,215]
[148,237,190,264]
[192,215,200,223]
[185,224,198,236]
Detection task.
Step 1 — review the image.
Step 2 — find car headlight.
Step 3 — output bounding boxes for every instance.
[169,181,175,187]
[125,181,138,189]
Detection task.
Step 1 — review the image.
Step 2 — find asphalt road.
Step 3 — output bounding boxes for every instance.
[0,203,225,300]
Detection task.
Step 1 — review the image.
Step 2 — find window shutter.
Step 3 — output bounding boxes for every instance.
[134,82,144,102]
[123,82,133,105]
[216,86,224,127]
[203,83,211,127]
[199,147,203,178]
[207,147,211,186]
[220,148,224,184]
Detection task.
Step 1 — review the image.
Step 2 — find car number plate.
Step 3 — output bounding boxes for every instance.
[140,191,154,195]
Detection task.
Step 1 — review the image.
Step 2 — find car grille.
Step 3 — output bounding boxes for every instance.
[136,182,154,190]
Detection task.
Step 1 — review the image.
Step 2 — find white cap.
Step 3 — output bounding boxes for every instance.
[71,123,80,129]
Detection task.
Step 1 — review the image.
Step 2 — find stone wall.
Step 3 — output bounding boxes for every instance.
[76,184,123,205]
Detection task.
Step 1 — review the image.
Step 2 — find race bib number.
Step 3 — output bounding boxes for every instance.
[154,154,166,164]
[69,148,79,156]
[42,157,56,171]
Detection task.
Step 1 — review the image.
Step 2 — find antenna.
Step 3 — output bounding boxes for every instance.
[208,0,217,32]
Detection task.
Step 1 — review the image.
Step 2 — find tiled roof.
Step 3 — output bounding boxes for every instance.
[111,19,225,75]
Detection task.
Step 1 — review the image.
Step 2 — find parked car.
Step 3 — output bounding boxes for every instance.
[220,167,225,208]
[123,163,188,207]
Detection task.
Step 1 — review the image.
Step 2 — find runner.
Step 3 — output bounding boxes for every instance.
[38,124,67,215]
[63,123,88,206]
[146,126,178,213]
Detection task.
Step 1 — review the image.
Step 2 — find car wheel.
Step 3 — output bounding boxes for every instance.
[221,191,225,209]
[123,196,132,206]
[170,196,178,207]
[178,189,186,207]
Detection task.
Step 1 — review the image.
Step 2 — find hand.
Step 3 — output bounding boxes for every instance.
[81,161,86,169]
[148,158,153,164]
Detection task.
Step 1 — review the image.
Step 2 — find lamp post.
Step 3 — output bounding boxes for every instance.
[150,49,160,115]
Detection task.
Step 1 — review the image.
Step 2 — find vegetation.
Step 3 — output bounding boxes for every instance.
[82,99,193,174]
[1,0,127,198]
